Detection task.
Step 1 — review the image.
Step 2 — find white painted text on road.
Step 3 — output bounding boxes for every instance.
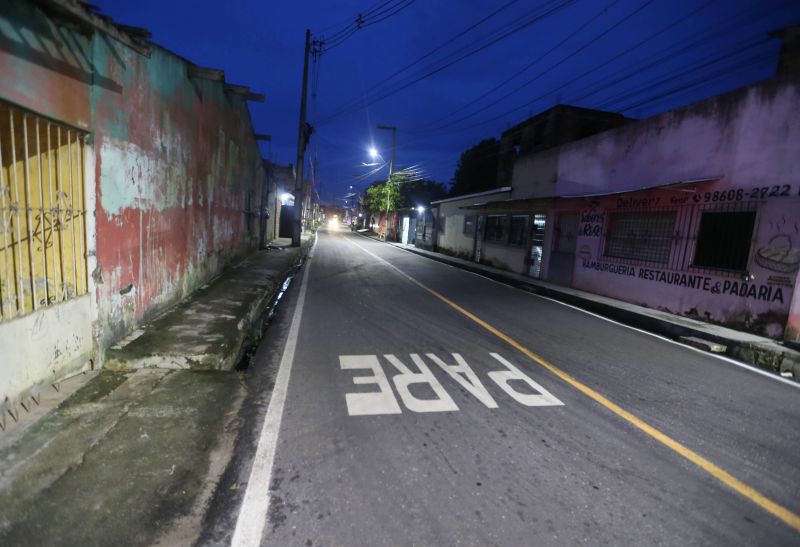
[339,353,564,416]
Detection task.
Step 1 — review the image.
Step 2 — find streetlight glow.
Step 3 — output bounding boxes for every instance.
[417,206,425,214]
[368,147,378,159]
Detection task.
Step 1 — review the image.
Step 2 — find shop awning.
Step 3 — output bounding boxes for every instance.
[460,176,722,209]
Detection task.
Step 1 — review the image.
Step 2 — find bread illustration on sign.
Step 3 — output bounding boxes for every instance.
[755,234,800,274]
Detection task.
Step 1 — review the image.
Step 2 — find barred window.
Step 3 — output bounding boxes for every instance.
[693,211,755,272]
[605,211,675,263]
[509,215,528,246]
[485,215,508,242]
[0,101,88,321]
[463,214,475,235]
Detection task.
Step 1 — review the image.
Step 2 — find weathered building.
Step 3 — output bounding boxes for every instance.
[431,36,800,343]
[496,105,630,186]
[430,187,512,262]
[0,1,268,411]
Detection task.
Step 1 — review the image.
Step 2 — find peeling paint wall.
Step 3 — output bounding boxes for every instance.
[0,1,92,129]
[90,41,265,353]
[0,1,265,406]
[510,77,800,339]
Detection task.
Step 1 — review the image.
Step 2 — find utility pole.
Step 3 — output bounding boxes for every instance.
[377,125,396,240]
[292,29,312,247]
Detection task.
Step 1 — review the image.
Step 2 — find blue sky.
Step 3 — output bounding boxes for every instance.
[100,0,799,203]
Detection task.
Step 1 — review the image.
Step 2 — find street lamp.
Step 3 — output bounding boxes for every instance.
[368,147,379,160]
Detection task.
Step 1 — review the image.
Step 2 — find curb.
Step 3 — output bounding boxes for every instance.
[231,233,316,371]
[367,235,800,380]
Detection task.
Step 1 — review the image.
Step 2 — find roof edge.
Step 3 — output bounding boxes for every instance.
[431,186,512,205]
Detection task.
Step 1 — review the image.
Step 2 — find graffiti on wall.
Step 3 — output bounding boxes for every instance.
[579,205,604,238]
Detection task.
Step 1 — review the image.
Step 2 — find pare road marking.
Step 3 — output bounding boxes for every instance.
[340,352,564,416]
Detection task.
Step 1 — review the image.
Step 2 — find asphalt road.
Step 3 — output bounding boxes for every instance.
[210,226,800,546]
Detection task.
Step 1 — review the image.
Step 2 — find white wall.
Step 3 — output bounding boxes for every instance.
[434,189,512,260]
[1,295,93,407]
[512,78,800,198]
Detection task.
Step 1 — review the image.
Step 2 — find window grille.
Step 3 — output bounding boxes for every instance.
[509,215,528,246]
[605,211,676,264]
[485,215,508,242]
[693,210,755,272]
[0,101,88,321]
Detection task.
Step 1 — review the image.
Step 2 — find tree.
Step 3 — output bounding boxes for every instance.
[363,179,401,213]
[449,137,499,197]
[363,175,447,213]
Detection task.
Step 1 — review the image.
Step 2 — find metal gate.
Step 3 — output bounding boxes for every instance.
[0,101,88,321]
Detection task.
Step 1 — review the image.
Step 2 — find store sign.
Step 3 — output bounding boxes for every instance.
[581,260,786,303]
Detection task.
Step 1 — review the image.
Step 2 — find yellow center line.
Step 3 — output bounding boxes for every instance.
[345,234,800,533]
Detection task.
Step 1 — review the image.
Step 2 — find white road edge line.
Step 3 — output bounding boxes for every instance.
[379,240,800,391]
[231,237,316,547]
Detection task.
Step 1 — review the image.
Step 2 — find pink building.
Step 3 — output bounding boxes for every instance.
[435,42,800,344]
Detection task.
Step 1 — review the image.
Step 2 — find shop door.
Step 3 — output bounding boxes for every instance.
[401,217,410,244]
[528,213,546,278]
[473,215,485,263]
[548,212,578,286]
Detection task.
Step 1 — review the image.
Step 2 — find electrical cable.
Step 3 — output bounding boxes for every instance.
[596,38,771,110]
[317,0,577,125]
[565,0,790,107]
[412,0,624,132]
[414,0,752,135]
[316,0,416,53]
[410,0,660,135]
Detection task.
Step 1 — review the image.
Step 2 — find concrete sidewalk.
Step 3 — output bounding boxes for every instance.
[371,234,800,380]
[0,235,313,546]
[106,236,311,371]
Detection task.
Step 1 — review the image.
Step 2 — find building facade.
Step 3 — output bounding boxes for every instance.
[0,1,268,411]
[432,68,800,343]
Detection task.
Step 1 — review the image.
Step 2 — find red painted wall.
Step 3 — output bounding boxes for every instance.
[90,41,264,346]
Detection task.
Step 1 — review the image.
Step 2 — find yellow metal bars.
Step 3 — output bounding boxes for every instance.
[0,101,88,320]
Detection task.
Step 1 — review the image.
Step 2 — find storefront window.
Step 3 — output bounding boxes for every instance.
[509,215,528,246]
[485,215,508,242]
[693,210,755,271]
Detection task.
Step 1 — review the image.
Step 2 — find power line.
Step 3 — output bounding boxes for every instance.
[319,0,522,120]
[314,0,398,34]
[612,46,774,112]
[566,0,788,107]
[409,0,661,135]
[315,0,416,53]
[596,38,770,110]
[414,0,747,135]
[411,0,624,133]
[317,0,578,125]
[361,0,416,28]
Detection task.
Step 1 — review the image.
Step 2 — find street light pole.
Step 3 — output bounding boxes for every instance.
[376,125,396,240]
[292,29,312,247]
